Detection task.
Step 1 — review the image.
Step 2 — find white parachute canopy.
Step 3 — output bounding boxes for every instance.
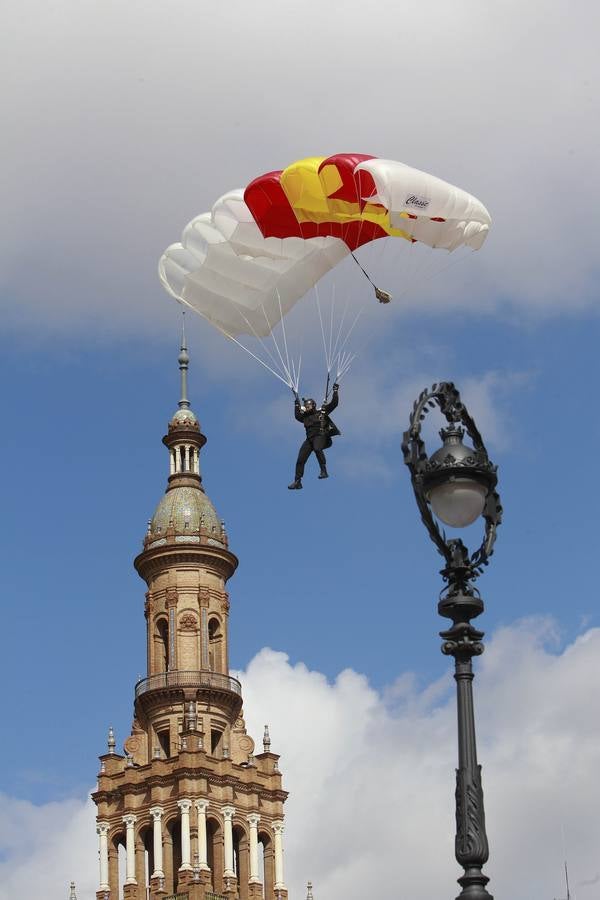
[158,159,491,390]
[159,190,349,339]
[355,158,490,250]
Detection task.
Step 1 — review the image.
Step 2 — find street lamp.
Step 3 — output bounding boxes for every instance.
[402,381,502,900]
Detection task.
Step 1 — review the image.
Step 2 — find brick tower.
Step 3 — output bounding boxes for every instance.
[92,327,288,900]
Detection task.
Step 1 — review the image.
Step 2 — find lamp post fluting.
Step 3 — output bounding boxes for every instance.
[402,382,502,900]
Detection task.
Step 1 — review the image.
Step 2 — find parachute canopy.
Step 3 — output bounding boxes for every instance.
[159,153,491,339]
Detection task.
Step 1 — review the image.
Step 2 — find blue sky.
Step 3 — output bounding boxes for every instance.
[2,305,599,805]
[3,1,600,897]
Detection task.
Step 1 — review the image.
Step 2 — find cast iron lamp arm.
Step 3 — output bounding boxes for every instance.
[402,383,457,566]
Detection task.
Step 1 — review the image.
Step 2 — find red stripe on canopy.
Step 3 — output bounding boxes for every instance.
[245,154,389,250]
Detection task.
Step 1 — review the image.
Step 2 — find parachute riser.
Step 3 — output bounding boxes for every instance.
[324,371,331,405]
[350,251,392,304]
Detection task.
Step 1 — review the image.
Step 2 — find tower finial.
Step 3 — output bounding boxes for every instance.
[186,700,197,732]
[107,726,115,755]
[69,881,77,900]
[178,311,190,410]
[306,881,314,900]
[263,724,271,753]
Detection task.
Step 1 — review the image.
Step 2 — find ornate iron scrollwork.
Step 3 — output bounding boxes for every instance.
[401,381,503,590]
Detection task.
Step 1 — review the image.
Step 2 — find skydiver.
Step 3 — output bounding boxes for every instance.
[288,384,341,490]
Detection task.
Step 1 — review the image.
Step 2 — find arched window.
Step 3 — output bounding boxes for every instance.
[157,727,170,759]
[210,727,223,757]
[135,826,151,898]
[258,831,274,900]
[155,618,169,673]
[117,837,126,900]
[167,817,182,892]
[142,827,154,892]
[232,825,249,899]
[207,818,223,893]
[208,617,223,672]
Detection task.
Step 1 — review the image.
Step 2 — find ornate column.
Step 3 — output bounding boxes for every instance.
[122,815,138,885]
[149,807,164,878]
[178,799,193,871]
[273,821,286,890]
[96,822,110,891]
[195,800,210,870]
[222,806,236,879]
[247,814,261,884]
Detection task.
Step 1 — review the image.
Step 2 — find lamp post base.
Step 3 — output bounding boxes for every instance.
[456,868,493,899]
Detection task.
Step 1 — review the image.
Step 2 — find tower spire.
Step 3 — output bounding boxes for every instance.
[157,321,206,485]
[178,311,190,411]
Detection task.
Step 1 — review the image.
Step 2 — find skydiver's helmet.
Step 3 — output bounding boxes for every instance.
[304,398,316,412]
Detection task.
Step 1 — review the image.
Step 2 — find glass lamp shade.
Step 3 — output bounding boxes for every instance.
[428,479,487,528]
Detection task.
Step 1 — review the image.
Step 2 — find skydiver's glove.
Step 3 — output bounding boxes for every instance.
[333,383,339,392]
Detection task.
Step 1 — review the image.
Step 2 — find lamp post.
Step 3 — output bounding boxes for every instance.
[402,382,502,900]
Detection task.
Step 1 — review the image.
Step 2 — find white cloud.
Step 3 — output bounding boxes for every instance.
[0,793,97,900]
[1,0,600,343]
[242,620,600,900]
[5,618,600,899]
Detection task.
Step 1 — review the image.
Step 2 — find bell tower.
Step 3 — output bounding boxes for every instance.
[92,324,288,900]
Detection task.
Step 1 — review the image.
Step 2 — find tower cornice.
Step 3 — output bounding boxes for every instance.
[93,762,288,807]
[134,542,238,582]
[163,422,206,445]
[165,472,202,491]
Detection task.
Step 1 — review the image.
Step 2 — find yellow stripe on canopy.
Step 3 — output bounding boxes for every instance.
[279,156,411,239]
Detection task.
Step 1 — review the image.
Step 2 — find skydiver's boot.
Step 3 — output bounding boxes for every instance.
[318,467,329,479]
[288,479,303,490]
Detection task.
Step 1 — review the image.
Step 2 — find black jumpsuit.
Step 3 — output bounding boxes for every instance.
[293,391,339,480]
